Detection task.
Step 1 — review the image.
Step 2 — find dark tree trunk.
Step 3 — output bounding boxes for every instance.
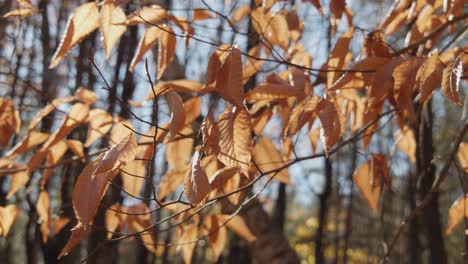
[316,158,332,264]
[416,102,447,264]
[273,183,287,231]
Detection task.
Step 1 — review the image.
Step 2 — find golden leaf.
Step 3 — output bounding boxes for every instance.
[457,142,468,173]
[166,91,186,139]
[316,99,341,155]
[417,51,444,103]
[49,2,99,68]
[157,25,176,80]
[245,84,304,101]
[166,126,194,171]
[129,26,161,72]
[216,47,244,106]
[85,109,113,147]
[0,205,20,237]
[184,147,212,205]
[36,191,50,243]
[252,137,290,184]
[202,215,228,260]
[126,5,167,25]
[217,107,252,175]
[100,1,127,59]
[251,7,289,50]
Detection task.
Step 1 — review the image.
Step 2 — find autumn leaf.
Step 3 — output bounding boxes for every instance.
[100,0,127,59]
[59,224,89,259]
[252,137,290,184]
[7,170,29,199]
[230,5,250,24]
[395,127,416,163]
[217,214,256,242]
[216,47,244,107]
[216,106,252,175]
[245,84,305,101]
[28,96,75,130]
[36,191,50,243]
[126,5,167,25]
[202,215,228,260]
[158,170,185,200]
[447,195,468,234]
[85,109,113,147]
[251,7,289,50]
[457,142,468,173]
[0,98,21,149]
[166,126,194,171]
[0,205,20,237]
[5,131,48,158]
[416,51,444,104]
[353,154,389,214]
[201,110,219,156]
[184,147,212,205]
[441,56,463,105]
[285,96,320,137]
[178,224,198,264]
[121,160,146,197]
[157,25,176,80]
[49,2,99,68]
[327,28,354,87]
[129,26,161,72]
[166,91,186,139]
[94,133,137,175]
[193,9,216,20]
[316,99,341,156]
[209,166,243,205]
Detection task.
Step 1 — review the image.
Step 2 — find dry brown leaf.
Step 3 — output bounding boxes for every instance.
[0,205,20,237]
[126,5,167,25]
[218,214,256,242]
[94,133,137,175]
[417,51,444,103]
[85,109,113,147]
[285,96,319,137]
[245,84,304,101]
[441,56,463,105]
[110,120,134,144]
[209,166,243,205]
[39,103,90,153]
[201,111,219,156]
[158,170,185,200]
[49,2,99,68]
[392,57,424,124]
[183,96,201,124]
[166,91,186,139]
[251,105,273,136]
[457,142,468,173]
[353,159,381,214]
[100,1,126,59]
[447,195,468,234]
[5,131,49,158]
[193,9,216,20]
[3,8,34,18]
[121,159,146,197]
[28,96,75,130]
[178,224,198,264]
[316,99,341,156]
[396,127,416,163]
[58,224,89,259]
[368,57,405,109]
[0,98,20,149]
[129,26,161,72]
[73,157,120,226]
[105,204,125,239]
[308,127,320,153]
[157,25,176,79]
[217,107,252,175]
[251,7,289,50]
[184,147,212,205]
[75,87,97,105]
[7,170,29,199]
[66,139,84,158]
[166,126,194,171]
[202,215,228,260]
[327,28,354,87]
[216,47,244,106]
[230,5,250,24]
[252,137,290,184]
[36,191,50,243]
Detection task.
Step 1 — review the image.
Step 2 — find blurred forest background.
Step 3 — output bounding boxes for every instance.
[0,0,467,263]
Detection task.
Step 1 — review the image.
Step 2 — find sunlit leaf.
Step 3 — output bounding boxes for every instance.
[100,1,127,59]
[441,56,463,105]
[184,147,212,205]
[49,2,99,68]
[447,195,468,234]
[252,137,290,184]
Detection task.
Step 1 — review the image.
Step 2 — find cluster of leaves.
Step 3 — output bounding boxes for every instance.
[1,0,467,262]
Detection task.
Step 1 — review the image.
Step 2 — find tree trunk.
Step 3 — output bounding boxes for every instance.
[416,102,447,264]
[316,158,332,264]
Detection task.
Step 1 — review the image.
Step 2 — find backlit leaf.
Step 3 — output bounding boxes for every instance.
[457,142,468,173]
[216,47,244,106]
[184,147,212,205]
[447,195,468,234]
[49,2,99,68]
[217,107,252,175]
[441,56,463,105]
[166,91,185,139]
[157,25,176,79]
[316,99,341,156]
[0,205,20,237]
[245,84,304,101]
[252,137,290,184]
[100,1,127,59]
